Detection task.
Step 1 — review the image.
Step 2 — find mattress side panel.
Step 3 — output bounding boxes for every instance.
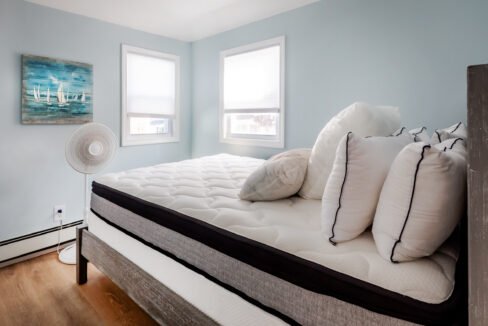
[90,193,457,325]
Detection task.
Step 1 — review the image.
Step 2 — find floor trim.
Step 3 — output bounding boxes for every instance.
[0,240,75,268]
[0,221,82,267]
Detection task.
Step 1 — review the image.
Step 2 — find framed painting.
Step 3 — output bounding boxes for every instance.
[22,55,93,124]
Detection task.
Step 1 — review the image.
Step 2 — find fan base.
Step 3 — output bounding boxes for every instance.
[58,243,77,265]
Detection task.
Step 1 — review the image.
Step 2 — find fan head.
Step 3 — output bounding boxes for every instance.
[65,123,117,174]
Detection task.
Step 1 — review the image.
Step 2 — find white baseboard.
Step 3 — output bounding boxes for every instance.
[0,221,83,267]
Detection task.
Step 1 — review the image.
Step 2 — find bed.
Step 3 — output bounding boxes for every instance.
[77,65,488,325]
[77,152,467,325]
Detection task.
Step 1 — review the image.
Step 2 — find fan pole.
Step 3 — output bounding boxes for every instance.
[59,173,88,265]
[60,122,117,265]
[84,173,88,221]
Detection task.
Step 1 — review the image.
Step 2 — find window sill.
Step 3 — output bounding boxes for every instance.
[220,137,284,148]
[122,136,180,147]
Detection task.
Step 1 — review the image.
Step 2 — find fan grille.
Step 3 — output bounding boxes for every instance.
[65,123,117,174]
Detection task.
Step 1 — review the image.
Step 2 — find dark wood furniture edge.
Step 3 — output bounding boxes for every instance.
[76,227,217,325]
[76,225,88,285]
[467,63,488,326]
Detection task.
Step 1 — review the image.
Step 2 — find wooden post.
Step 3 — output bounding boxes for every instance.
[467,64,488,326]
[76,225,88,285]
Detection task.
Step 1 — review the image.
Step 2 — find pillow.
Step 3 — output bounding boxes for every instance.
[372,139,467,263]
[239,149,311,201]
[391,127,406,136]
[409,127,430,142]
[431,122,467,144]
[393,126,429,142]
[322,130,413,244]
[299,102,401,199]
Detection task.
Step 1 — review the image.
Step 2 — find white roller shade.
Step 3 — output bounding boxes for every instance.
[127,52,176,115]
[223,45,280,109]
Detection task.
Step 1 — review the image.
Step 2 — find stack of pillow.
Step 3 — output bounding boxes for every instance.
[239,102,467,263]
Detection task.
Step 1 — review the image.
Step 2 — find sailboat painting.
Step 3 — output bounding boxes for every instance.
[22,55,93,124]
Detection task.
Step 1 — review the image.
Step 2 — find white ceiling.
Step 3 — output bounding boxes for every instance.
[26,0,318,42]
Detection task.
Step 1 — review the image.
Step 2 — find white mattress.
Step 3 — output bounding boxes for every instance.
[87,211,285,325]
[94,154,458,304]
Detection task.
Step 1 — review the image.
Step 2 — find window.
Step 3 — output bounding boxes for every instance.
[220,36,285,148]
[122,45,180,146]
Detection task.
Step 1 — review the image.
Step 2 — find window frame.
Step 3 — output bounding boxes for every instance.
[219,36,285,148]
[121,44,180,147]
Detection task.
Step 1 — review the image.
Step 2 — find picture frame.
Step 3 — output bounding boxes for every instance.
[21,55,93,124]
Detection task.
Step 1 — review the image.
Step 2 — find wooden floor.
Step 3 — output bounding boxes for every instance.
[0,252,157,326]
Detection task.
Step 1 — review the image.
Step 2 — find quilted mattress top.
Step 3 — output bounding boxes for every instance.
[95,154,459,304]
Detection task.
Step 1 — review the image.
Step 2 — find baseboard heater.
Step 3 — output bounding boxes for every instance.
[0,220,83,268]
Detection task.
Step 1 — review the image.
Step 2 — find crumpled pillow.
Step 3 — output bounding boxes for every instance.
[240,149,311,201]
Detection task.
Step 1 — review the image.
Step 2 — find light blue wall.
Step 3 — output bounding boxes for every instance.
[192,0,488,159]
[2,0,488,242]
[0,0,192,241]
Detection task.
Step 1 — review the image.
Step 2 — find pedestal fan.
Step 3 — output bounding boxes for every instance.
[59,123,117,264]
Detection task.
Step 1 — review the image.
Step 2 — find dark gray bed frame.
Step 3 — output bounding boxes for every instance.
[467,64,488,326]
[76,64,488,325]
[76,226,217,325]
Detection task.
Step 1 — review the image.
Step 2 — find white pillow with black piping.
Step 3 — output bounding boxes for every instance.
[239,149,311,201]
[394,126,430,142]
[372,138,467,263]
[431,122,467,144]
[322,129,413,244]
[299,102,401,200]
[409,127,430,142]
[391,127,406,136]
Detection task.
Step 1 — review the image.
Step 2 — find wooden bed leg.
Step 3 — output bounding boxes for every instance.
[76,225,88,285]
